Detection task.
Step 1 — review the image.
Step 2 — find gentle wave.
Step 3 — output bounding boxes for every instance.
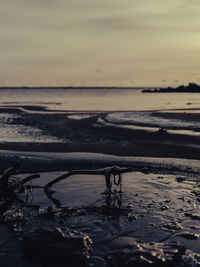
[105,111,200,129]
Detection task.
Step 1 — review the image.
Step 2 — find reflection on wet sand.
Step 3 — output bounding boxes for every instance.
[2,164,200,266]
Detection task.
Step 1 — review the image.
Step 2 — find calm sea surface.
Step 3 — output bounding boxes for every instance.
[0,88,200,111]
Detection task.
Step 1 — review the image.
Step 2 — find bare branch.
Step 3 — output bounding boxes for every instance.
[0,161,21,192]
[44,166,132,194]
[21,174,40,185]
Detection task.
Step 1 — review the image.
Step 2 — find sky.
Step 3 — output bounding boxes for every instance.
[1,0,200,87]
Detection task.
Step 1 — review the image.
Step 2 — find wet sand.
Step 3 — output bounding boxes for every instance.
[2,163,200,266]
[0,106,200,160]
[1,106,200,266]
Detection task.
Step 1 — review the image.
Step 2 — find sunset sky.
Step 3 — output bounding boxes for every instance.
[1,0,200,87]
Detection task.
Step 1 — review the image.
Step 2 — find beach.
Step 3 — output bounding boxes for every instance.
[0,105,200,161]
[2,0,200,264]
[1,89,200,266]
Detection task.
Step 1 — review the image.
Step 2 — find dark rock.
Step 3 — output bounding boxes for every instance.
[110,241,185,266]
[175,177,186,183]
[23,228,92,266]
[160,205,169,211]
[128,213,137,221]
[3,208,24,232]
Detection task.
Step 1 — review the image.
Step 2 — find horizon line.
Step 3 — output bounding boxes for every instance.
[0,86,158,89]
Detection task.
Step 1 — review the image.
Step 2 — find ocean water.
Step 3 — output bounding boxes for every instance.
[0,88,200,142]
[0,87,200,111]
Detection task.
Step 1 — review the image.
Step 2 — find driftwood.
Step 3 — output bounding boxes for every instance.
[0,164,41,212]
[21,174,41,186]
[0,163,132,212]
[0,161,21,193]
[44,166,132,195]
[43,166,131,207]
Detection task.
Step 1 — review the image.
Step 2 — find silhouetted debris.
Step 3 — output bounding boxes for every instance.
[156,127,167,135]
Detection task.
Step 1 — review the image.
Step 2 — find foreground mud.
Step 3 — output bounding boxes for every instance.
[1,166,200,266]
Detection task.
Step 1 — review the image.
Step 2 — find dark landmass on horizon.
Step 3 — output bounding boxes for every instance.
[142,82,200,93]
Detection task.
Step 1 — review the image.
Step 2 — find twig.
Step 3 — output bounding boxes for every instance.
[21,174,40,185]
[0,161,21,192]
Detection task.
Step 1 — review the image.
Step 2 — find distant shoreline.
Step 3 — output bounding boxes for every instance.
[142,82,200,93]
[0,86,156,90]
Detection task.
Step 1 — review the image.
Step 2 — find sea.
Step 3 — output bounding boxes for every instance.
[0,87,199,111]
[0,87,200,142]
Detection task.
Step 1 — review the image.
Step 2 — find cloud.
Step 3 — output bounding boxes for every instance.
[1,0,200,85]
[2,0,199,38]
